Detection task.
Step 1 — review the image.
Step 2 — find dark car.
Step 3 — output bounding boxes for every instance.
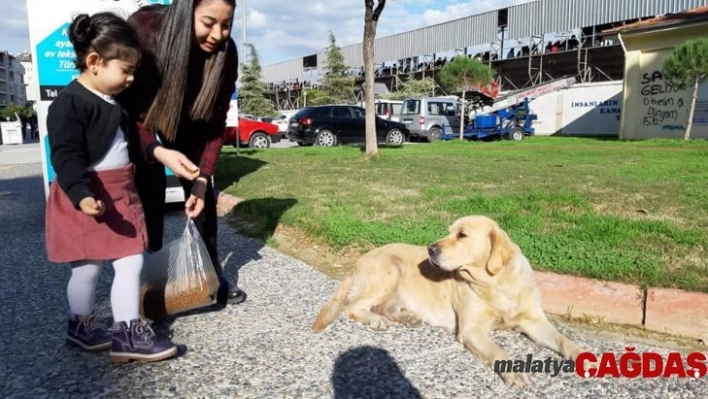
[286,105,410,146]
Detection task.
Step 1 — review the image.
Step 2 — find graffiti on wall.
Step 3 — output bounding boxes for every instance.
[639,70,686,131]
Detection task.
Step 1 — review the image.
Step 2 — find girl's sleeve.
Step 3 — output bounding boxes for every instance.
[197,39,238,180]
[47,96,94,209]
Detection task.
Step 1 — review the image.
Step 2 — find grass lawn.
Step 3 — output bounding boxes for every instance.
[214,136,708,293]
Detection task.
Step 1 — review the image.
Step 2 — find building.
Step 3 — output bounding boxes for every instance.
[261,0,708,110]
[604,6,708,140]
[17,52,38,107]
[0,51,27,106]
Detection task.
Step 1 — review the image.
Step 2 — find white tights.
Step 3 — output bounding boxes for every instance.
[67,253,143,324]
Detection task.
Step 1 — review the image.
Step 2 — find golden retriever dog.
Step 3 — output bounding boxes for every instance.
[312,215,583,388]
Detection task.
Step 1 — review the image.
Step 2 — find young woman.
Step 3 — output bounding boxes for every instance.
[117,0,245,306]
[45,12,177,363]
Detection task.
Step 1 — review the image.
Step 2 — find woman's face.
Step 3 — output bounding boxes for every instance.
[193,0,234,53]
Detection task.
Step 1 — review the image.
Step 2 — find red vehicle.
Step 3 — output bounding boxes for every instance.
[224,117,283,149]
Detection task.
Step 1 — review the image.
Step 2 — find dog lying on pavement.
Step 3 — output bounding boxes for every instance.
[312,215,584,388]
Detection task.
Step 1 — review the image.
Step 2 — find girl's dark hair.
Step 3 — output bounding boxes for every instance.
[68,12,141,71]
[143,0,237,142]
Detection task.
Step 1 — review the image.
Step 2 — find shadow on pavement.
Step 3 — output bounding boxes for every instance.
[332,345,422,399]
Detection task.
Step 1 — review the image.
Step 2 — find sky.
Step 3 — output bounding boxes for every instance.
[1,0,533,65]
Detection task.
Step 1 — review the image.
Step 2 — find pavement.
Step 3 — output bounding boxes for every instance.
[1,142,707,398]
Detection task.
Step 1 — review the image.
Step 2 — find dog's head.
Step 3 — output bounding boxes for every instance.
[427,215,516,278]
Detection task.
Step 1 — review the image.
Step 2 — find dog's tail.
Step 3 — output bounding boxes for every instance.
[312,274,353,332]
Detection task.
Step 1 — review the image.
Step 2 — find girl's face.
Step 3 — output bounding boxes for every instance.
[85,52,137,95]
[194,0,234,53]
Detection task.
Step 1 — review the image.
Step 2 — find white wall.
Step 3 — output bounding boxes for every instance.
[529,81,623,136]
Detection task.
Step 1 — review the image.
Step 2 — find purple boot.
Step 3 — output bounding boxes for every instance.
[109,319,178,363]
[66,313,112,352]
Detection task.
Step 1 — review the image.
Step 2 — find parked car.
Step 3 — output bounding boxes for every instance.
[224,117,283,149]
[400,96,461,142]
[287,105,409,146]
[272,110,300,133]
[374,100,403,122]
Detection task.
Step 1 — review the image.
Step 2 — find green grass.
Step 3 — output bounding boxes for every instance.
[214,136,708,292]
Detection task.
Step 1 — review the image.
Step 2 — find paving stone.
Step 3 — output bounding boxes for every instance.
[645,288,708,339]
[534,271,644,326]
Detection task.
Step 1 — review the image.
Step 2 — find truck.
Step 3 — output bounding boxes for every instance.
[441,97,537,141]
[440,76,576,141]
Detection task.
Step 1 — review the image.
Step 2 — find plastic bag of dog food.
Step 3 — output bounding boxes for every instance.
[140,219,220,319]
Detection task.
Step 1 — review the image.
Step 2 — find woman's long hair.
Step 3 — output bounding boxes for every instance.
[143,0,236,142]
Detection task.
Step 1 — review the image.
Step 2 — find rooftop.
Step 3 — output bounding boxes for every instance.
[603,5,708,35]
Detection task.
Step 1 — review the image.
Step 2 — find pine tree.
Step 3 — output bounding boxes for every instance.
[315,31,356,105]
[440,56,495,139]
[662,38,708,140]
[238,43,278,116]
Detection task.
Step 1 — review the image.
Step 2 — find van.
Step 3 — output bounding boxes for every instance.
[400,97,460,142]
[375,100,403,122]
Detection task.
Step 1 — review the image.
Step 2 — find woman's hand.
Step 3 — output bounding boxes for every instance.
[185,178,208,218]
[153,147,201,181]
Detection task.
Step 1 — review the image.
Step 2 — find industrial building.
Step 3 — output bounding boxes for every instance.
[260,0,708,110]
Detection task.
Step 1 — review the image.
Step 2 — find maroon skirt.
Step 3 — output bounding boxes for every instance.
[45,163,148,263]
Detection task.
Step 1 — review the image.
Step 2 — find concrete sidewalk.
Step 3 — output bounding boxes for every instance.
[0,162,706,398]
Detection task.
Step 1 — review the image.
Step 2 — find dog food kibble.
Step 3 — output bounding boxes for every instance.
[165,284,212,314]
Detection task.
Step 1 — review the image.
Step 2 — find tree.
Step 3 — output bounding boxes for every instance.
[238,43,278,117]
[363,0,387,156]
[319,31,356,105]
[439,56,495,140]
[661,38,708,140]
[0,103,34,121]
[298,88,325,107]
[382,76,437,100]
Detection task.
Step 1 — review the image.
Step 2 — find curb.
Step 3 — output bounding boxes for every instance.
[215,190,708,341]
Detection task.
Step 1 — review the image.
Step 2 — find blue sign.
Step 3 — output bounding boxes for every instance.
[37,23,78,100]
[43,135,56,183]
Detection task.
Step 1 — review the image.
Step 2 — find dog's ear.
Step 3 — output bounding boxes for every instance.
[485,225,515,276]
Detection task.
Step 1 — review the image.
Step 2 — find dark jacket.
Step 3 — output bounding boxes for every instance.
[47,80,133,208]
[117,5,238,179]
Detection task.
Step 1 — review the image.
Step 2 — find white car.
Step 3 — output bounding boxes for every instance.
[272,110,300,132]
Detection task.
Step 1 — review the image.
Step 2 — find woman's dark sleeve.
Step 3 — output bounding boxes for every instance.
[47,95,94,209]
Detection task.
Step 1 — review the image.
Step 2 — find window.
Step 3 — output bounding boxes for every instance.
[351,107,365,119]
[427,102,444,115]
[402,99,420,115]
[312,107,331,118]
[332,107,351,118]
[392,103,403,115]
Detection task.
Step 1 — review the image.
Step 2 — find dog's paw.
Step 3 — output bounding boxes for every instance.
[367,315,391,330]
[398,311,423,328]
[500,372,530,389]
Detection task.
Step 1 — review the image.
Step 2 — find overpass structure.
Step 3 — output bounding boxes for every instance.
[260,0,708,109]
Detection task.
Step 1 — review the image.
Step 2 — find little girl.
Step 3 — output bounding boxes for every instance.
[45,12,177,363]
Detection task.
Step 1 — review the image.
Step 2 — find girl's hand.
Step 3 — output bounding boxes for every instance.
[185,178,207,218]
[153,147,200,181]
[79,197,105,217]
